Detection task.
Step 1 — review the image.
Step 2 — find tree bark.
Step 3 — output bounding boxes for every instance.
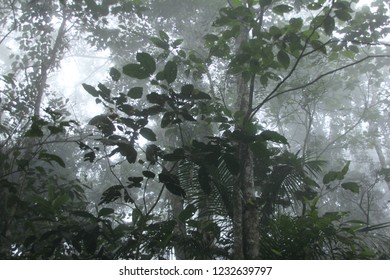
[232,22,259,259]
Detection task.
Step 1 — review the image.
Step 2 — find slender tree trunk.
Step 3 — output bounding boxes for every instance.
[232,22,259,259]
[169,192,187,259]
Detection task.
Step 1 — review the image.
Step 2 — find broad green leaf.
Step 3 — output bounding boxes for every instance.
[272,4,293,15]
[204,34,219,43]
[277,50,290,69]
[161,112,175,128]
[98,83,111,100]
[98,208,115,217]
[342,50,355,59]
[324,16,335,36]
[349,45,359,53]
[179,204,197,222]
[99,185,123,205]
[164,61,177,84]
[159,30,169,42]
[136,52,156,75]
[159,172,186,197]
[323,171,339,184]
[335,10,352,21]
[25,123,44,138]
[140,127,157,141]
[311,40,327,54]
[181,111,196,121]
[341,182,360,193]
[150,36,169,50]
[117,143,137,163]
[109,67,121,82]
[270,26,283,37]
[259,130,289,144]
[123,63,149,79]
[146,144,159,164]
[147,92,169,106]
[172,39,184,47]
[88,114,115,136]
[289,18,303,32]
[82,83,99,97]
[39,152,66,168]
[128,87,143,99]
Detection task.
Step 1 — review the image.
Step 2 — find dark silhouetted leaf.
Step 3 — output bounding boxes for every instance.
[99,185,123,205]
[181,111,196,121]
[25,123,43,138]
[323,171,338,184]
[84,151,96,162]
[164,61,177,84]
[89,115,115,136]
[150,37,169,50]
[98,208,115,217]
[159,172,185,197]
[259,130,288,145]
[172,39,184,47]
[147,92,169,106]
[273,4,293,15]
[277,50,290,69]
[136,52,156,75]
[142,170,156,179]
[123,63,149,79]
[128,87,143,99]
[161,111,175,128]
[159,30,169,41]
[146,144,160,164]
[140,127,157,141]
[335,10,352,21]
[341,182,360,193]
[289,18,303,32]
[179,204,197,222]
[109,67,121,82]
[82,83,99,97]
[39,152,65,168]
[117,143,137,164]
[324,16,335,36]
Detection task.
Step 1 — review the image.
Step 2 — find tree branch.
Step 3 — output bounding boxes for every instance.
[249,0,336,120]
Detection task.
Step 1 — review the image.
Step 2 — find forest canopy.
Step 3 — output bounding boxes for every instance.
[0,0,390,259]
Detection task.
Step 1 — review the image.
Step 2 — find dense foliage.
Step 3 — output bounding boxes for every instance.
[1,0,390,259]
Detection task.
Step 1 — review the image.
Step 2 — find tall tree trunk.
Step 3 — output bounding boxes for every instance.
[169,192,187,259]
[232,22,259,259]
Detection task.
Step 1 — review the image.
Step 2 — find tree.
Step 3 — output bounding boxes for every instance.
[1,0,390,259]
